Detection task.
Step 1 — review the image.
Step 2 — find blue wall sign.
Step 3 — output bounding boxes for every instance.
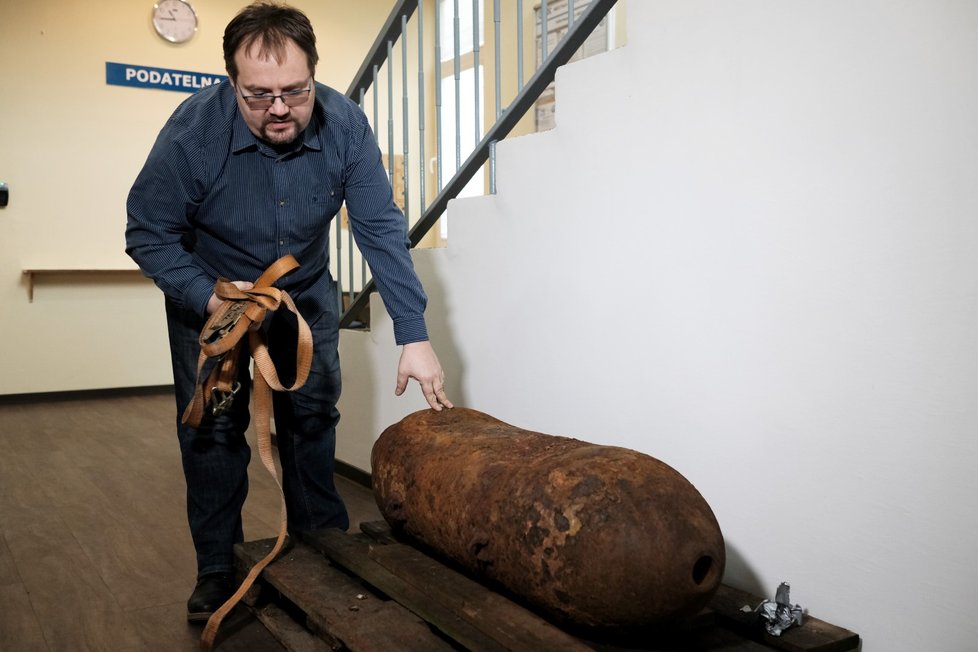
[106,62,227,93]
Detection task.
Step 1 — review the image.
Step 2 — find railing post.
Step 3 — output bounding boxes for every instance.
[517,0,525,91]
[402,14,410,224]
[472,0,481,150]
[418,0,427,210]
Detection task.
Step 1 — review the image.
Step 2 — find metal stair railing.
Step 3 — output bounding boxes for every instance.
[337,0,619,329]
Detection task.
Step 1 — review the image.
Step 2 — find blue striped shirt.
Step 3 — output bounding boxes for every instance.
[125,80,428,345]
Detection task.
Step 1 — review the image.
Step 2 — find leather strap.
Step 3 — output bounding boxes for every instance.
[182,255,310,428]
[188,255,313,651]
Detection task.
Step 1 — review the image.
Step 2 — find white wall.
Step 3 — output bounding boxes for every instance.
[341,1,978,649]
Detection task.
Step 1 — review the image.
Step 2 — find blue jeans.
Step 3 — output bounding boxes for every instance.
[165,297,349,578]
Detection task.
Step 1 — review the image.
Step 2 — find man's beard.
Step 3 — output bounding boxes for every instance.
[260,118,299,145]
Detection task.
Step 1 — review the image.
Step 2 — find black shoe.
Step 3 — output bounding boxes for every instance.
[187,574,235,623]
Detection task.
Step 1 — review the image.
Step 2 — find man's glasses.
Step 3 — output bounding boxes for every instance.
[238,83,312,110]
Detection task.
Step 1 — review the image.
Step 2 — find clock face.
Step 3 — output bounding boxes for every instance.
[153,0,197,43]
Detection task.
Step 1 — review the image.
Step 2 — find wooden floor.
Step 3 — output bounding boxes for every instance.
[0,388,382,651]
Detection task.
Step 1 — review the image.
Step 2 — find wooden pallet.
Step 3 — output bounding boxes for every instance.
[233,522,859,652]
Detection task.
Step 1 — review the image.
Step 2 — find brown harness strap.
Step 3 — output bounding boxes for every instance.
[184,255,313,652]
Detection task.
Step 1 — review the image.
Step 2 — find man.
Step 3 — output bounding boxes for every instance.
[126,2,452,622]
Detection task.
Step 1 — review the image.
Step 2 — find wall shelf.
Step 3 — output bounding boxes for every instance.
[22,268,147,302]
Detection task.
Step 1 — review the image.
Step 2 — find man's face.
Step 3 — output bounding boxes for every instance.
[232,38,315,146]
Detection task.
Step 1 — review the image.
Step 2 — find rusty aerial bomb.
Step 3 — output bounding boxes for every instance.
[371,408,725,629]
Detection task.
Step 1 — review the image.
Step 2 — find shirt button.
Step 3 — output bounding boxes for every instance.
[279,240,284,245]
[279,200,286,207]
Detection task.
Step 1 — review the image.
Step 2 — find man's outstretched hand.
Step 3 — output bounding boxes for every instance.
[396,341,454,411]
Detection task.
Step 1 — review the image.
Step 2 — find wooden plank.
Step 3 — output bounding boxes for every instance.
[359,519,399,544]
[367,540,600,651]
[253,601,332,652]
[236,538,454,652]
[583,625,776,652]
[708,585,860,652]
[365,540,779,652]
[357,523,842,652]
[304,528,594,652]
[303,529,514,652]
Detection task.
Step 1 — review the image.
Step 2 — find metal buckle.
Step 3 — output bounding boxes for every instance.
[210,382,242,416]
[204,302,248,344]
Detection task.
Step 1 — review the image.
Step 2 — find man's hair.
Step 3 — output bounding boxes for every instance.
[223,2,319,80]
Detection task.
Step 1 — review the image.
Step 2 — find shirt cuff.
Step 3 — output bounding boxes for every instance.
[392,315,429,346]
[186,275,217,318]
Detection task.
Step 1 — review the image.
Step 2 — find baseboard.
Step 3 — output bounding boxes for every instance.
[269,431,372,489]
[335,459,372,489]
[0,385,174,405]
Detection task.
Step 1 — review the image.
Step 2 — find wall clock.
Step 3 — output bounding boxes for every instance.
[153,0,198,44]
